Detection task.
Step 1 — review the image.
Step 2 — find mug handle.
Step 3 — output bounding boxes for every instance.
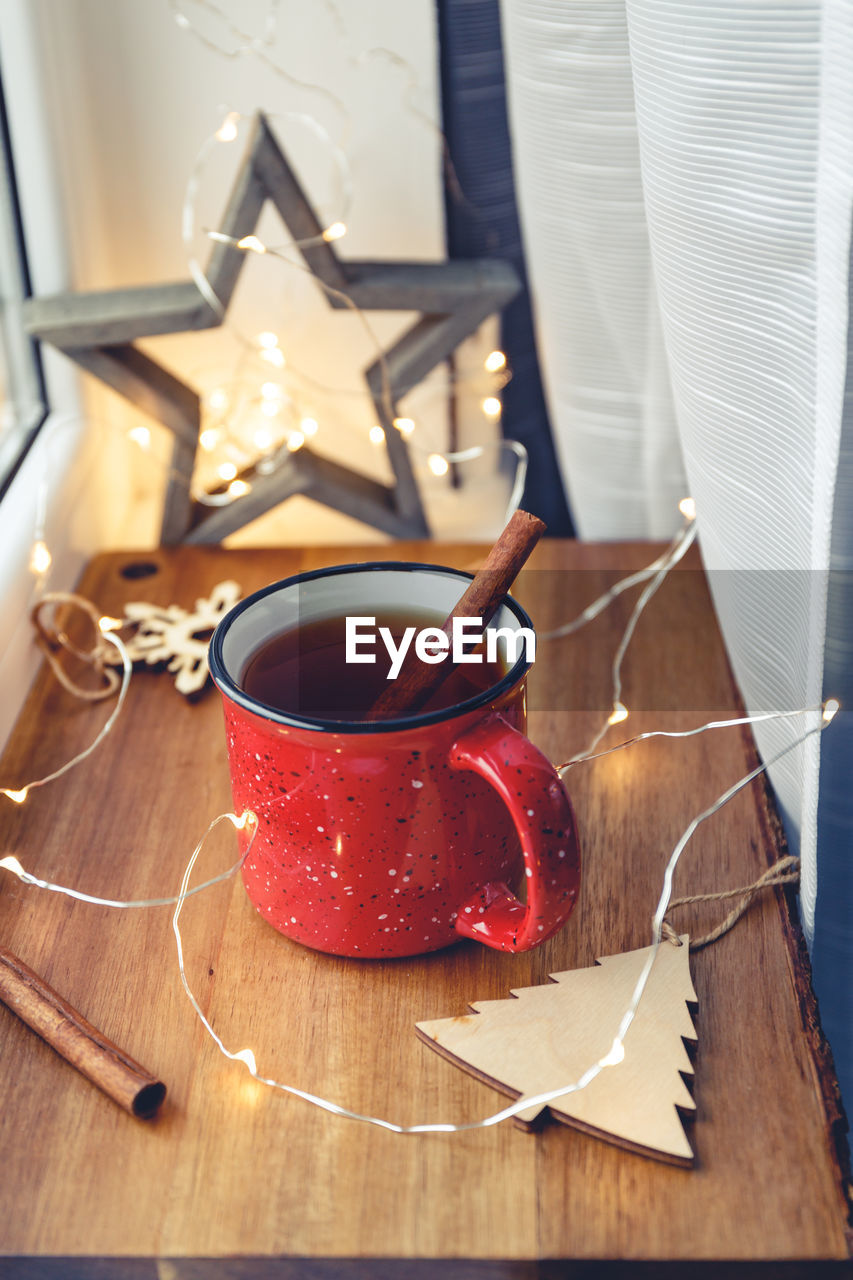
[448,712,581,952]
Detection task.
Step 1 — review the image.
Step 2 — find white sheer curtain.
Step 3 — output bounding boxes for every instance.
[500,0,853,942]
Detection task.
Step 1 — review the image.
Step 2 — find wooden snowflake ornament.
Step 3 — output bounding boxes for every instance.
[416,937,698,1165]
[106,580,241,696]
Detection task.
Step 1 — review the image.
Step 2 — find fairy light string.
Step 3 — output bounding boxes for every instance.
[164,703,836,1133]
[539,531,695,642]
[0,643,840,1133]
[558,704,830,773]
[0,679,837,1132]
[188,204,512,499]
[4,477,841,1133]
[22,410,526,609]
[169,0,352,145]
[81,371,512,527]
[1,597,132,807]
[190,186,511,407]
[195,219,399,426]
[181,103,512,499]
[170,0,471,219]
[569,517,699,761]
[191,416,524,515]
[0,811,257,910]
[182,108,354,320]
[193,206,512,449]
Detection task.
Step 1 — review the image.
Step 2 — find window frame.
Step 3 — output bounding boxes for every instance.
[0,62,47,504]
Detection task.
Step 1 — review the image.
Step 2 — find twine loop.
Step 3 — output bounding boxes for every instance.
[661,855,800,952]
[31,593,122,701]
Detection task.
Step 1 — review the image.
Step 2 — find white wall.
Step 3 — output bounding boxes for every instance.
[0,0,96,747]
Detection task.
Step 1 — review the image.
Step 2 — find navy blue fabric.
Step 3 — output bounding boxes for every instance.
[812,240,853,1112]
[435,0,574,535]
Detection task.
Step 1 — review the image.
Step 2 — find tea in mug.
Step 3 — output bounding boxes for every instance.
[241,608,505,721]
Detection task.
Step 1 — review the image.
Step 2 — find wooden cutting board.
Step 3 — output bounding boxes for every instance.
[0,539,849,1277]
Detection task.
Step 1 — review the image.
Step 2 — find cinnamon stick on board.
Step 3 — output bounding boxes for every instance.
[0,944,166,1118]
[369,508,546,721]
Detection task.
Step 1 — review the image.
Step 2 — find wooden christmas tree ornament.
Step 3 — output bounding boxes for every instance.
[416,937,698,1165]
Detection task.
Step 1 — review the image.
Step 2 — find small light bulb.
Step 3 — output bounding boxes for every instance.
[287,431,305,452]
[215,112,240,143]
[174,11,190,29]
[238,235,266,254]
[484,350,506,373]
[679,497,697,520]
[607,701,629,726]
[207,388,228,410]
[29,541,52,575]
[322,221,347,242]
[260,348,285,368]
[482,396,502,419]
[260,382,282,399]
[823,698,841,723]
[240,1079,265,1108]
[199,428,219,452]
[129,426,151,450]
[393,417,415,436]
[253,427,273,450]
[234,1048,257,1074]
[98,616,124,633]
[257,331,279,349]
[300,417,318,437]
[2,787,28,804]
[228,479,251,498]
[217,462,238,481]
[369,425,385,445]
[428,453,449,477]
[260,400,281,417]
[599,1038,625,1067]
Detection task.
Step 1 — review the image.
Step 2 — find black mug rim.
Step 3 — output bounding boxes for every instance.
[208,561,535,735]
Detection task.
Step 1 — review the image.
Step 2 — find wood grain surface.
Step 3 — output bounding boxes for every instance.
[0,540,850,1278]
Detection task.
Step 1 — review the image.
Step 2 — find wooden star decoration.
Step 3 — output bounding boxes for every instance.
[23,113,520,545]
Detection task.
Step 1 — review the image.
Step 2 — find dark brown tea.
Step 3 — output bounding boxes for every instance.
[241,609,507,722]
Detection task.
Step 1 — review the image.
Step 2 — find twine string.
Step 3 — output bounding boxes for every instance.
[661,855,801,951]
[31,592,120,701]
[2,597,133,805]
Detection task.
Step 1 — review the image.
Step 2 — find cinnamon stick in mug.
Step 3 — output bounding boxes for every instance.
[0,945,166,1118]
[369,508,546,721]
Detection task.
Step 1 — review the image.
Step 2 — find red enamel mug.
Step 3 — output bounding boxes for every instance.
[209,562,580,958]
